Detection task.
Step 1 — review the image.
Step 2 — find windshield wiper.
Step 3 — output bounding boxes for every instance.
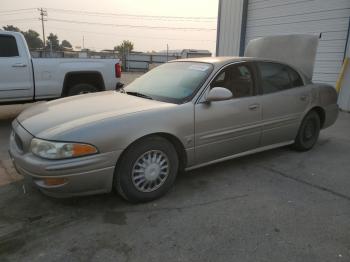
[126,91,153,100]
[115,82,125,93]
[117,87,126,93]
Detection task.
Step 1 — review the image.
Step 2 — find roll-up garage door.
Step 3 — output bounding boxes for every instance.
[245,0,350,85]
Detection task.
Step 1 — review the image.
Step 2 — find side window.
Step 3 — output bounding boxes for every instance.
[258,62,292,94]
[0,35,19,57]
[287,67,303,87]
[210,64,254,98]
[211,70,226,87]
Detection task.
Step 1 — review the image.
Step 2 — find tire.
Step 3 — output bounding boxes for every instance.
[114,136,179,203]
[67,83,99,96]
[293,110,321,151]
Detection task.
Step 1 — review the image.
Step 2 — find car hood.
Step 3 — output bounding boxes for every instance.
[17,91,174,137]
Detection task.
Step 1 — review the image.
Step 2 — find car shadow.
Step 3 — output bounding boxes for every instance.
[0,136,334,257]
[3,144,294,209]
[2,134,333,214]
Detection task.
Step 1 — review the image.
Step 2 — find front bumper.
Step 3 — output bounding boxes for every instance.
[9,120,123,198]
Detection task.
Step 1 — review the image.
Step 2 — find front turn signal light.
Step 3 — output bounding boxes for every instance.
[43,177,68,186]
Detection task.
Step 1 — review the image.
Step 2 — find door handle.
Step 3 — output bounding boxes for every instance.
[248,104,260,110]
[12,63,27,68]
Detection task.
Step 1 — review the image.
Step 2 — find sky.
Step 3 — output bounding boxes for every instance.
[0,0,218,53]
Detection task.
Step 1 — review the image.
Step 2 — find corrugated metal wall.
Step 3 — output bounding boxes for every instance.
[216,0,244,56]
[245,0,350,85]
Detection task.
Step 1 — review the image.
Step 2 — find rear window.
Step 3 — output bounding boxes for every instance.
[0,35,19,57]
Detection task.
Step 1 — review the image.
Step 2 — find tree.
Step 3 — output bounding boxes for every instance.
[46,33,60,50]
[2,25,20,32]
[22,30,43,49]
[60,40,72,50]
[2,26,74,51]
[114,40,134,54]
[2,25,43,49]
[114,40,134,70]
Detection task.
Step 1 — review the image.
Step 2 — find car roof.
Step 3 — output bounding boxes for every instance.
[0,30,22,36]
[173,56,289,67]
[171,56,310,84]
[174,56,244,66]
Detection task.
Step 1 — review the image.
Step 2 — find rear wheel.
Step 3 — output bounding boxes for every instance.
[114,136,179,203]
[293,110,320,151]
[67,83,98,96]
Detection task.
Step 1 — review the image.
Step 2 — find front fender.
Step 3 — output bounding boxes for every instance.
[46,103,195,155]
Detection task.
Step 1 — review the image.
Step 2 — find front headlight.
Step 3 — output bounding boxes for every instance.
[30,138,98,160]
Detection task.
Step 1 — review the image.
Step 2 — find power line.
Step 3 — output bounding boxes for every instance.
[0,16,216,33]
[46,7,216,20]
[48,26,216,42]
[0,18,38,23]
[54,15,215,23]
[48,18,216,31]
[0,10,36,16]
[38,8,48,47]
[0,8,36,14]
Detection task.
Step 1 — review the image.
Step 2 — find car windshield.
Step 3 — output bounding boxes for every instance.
[124,62,213,103]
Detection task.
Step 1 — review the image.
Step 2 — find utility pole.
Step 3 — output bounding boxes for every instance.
[166,44,169,62]
[38,8,47,48]
[82,36,85,49]
[49,42,53,56]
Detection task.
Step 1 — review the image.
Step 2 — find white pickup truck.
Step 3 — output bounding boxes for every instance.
[0,31,121,104]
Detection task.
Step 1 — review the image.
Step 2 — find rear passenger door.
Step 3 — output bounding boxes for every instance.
[256,62,310,146]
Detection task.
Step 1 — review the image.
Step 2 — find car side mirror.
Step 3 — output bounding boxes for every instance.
[115,82,125,90]
[205,87,233,102]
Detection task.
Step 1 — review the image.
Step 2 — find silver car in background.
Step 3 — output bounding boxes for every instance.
[9,35,338,203]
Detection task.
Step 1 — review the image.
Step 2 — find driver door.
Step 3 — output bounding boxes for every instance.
[194,62,262,164]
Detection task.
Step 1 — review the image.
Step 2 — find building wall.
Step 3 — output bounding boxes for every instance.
[217,0,350,85]
[216,0,245,56]
[245,0,350,85]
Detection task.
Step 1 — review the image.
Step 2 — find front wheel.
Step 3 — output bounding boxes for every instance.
[293,111,320,151]
[114,136,179,203]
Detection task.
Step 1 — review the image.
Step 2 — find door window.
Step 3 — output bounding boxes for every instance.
[258,62,292,94]
[287,67,304,87]
[210,64,254,98]
[0,35,19,57]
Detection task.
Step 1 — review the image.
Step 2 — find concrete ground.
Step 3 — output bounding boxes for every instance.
[0,93,349,261]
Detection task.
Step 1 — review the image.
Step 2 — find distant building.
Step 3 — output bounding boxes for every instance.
[29,48,212,72]
[157,49,212,58]
[121,49,212,72]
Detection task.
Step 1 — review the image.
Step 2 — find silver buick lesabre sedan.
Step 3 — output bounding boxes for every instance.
[9,36,338,203]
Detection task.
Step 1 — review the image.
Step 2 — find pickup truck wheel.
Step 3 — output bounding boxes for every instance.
[67,83,98,96]
[114,136,179,203]
[293,111,320,151]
